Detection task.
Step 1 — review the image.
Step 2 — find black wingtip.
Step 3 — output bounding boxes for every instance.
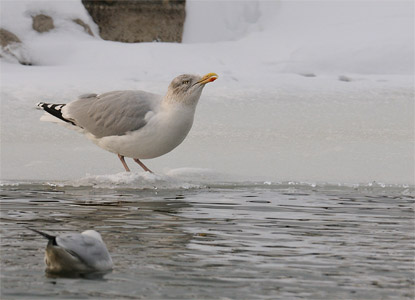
[36,102,76,126]
[26,227,56,242]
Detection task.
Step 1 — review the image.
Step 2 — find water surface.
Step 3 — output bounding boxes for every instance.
[1,180,414,299]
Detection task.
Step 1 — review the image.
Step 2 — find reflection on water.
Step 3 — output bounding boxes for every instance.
[44,270,111,280]
[0,182,414,299]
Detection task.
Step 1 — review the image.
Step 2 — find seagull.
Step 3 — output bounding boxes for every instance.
[27,227,113,274]
[36,73,218,173]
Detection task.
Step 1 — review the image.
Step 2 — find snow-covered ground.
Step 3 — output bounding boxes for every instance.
[1,0,414,185]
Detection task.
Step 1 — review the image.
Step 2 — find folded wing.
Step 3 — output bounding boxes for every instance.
[63,90,162,138]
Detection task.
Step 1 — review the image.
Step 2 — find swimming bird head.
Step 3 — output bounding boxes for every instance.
[165,73,218,105]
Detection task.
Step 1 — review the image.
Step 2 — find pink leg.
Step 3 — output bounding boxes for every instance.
[133,158,153,173]
[118,154,130,172]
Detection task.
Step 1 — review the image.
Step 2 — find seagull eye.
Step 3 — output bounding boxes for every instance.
[182,80,190,85]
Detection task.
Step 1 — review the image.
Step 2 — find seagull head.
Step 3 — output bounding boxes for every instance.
[165,73,218,105]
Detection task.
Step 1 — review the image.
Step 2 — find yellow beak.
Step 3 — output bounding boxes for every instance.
[198,73,218,85]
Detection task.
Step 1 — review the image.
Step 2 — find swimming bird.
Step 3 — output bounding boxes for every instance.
[36,73,218,173]
[27,227,113,274]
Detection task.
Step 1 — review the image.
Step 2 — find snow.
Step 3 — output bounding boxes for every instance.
[1,0,414,185]
[184,1,414,74]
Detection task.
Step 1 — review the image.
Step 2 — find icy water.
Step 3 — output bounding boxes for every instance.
[1,178,414,300]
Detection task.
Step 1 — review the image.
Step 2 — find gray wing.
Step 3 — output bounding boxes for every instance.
[56,233,112,269]
[64,90,162,138]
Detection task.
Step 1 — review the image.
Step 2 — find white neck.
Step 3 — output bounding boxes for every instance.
[163,88,203,107]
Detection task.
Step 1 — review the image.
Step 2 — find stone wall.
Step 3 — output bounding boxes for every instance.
[81,0,186,43]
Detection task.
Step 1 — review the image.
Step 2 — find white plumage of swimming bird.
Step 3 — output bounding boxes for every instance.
[36,73,218,173]
[28,228,113,274]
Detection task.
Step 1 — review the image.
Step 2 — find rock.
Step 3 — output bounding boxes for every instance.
[0,28,21,47]
[0,28,31,65]
[81,0,186,43]
[338,75,352,82]
[72,18,94,36]
[32,14,54,33]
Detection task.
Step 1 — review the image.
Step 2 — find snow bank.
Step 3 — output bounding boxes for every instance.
[1,1,414,185]
[184,0,414,74]
[0,0,98,39]
[0,0,98,65]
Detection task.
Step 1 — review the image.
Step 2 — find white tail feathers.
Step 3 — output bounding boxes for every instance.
[39,113,66,123]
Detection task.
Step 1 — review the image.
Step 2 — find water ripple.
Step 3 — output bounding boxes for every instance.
[0,183,413,299]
